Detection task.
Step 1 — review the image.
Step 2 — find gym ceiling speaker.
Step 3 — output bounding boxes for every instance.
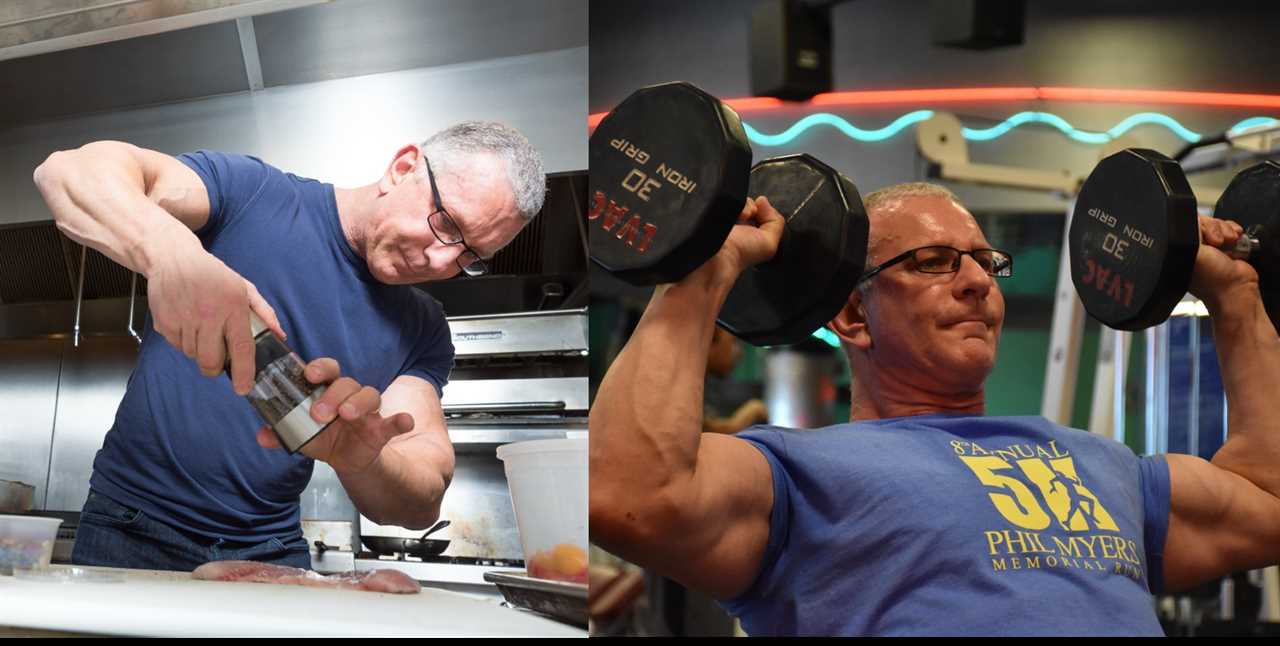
[750,0,833,101]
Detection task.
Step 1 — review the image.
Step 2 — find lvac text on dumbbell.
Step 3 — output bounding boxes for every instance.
[1079,259,1136,309]
[589,138,702,255]
[589,192,660,254]
[1070,149,1276,332]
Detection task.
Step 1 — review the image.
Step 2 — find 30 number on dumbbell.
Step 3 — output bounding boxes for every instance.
[589,82,869,346]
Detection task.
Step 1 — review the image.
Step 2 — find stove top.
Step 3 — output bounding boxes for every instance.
[360,552,523,568]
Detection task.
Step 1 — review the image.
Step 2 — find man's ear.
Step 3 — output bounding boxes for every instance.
[377,144,423,195]
[829,288,872,351]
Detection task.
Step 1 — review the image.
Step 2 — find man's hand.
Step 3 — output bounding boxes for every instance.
[147,246,285,395]
[697,196,786,286]
[256,357,414,475]
[1189,215,1260,313]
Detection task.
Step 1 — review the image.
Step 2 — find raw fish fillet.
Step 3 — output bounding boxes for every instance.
[192,560,421,594]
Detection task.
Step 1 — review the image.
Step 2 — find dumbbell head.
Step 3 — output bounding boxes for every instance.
[589,82,869,346]
[588,81,752,285]
[1069,148,1200,330]
[718,154,869,346]
[1214,160,1280,332]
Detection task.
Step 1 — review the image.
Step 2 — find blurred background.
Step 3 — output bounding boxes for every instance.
[588,0,1280,636]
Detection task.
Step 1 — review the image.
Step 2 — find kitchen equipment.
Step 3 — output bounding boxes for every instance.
[362,520,451,559]
[0,515,63,575]
[484,569,587,628]
[357,309,588,590]
[496,438,588,584]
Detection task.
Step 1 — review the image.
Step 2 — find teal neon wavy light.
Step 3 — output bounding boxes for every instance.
[747,112,1278,147]
[810,327,842,349]
[743,110,935,146]
[1229,116,1280,134]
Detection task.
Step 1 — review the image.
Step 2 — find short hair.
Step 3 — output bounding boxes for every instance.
[418,121,546,220]
[855,182,963,296]
[863,182,960,214]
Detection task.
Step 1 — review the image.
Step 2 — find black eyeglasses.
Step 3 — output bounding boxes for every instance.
[423,157,488,277]
[856,246,1013,285]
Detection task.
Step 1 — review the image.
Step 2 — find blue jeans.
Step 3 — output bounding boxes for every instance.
[71,489,311,572]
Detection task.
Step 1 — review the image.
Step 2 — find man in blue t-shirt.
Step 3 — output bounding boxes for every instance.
[590,182,1280,636]
[33,122,545,571]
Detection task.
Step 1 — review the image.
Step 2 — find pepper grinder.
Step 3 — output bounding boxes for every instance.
[236,312,333,454]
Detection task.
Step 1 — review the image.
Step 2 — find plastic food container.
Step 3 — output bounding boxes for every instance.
[496,438,588,585]
[0,515,63,575]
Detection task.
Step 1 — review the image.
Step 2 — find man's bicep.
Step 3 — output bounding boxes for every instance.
[660,434,775,600]
[130,146,212,231]
[1164,453,1280,590]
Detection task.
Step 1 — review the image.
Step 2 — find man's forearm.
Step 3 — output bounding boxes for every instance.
[33,143,202,276]
[337,435,452,529]
[1208,286,1280,495]
[591,265,735,502]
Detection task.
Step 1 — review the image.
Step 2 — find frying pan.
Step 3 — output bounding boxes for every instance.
[360,520,451,558]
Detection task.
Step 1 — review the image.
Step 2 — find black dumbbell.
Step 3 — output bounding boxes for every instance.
[588,81,869,346]
[1069,149,1277,331]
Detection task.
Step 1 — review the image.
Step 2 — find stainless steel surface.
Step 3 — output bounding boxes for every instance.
[1,1,584,130]
[362,453,522,560]
[443,401,566,414]
[0,0,328,61]
[234,16,264,91]
[301,520,354,552]
[0,299,149,340]
[0,338,62,509]
[299,460,357,525]
[271,389,327,454]
[1,46,586,227]
[310,547,354,575]
[449,308,587,357]
[484,570,587,628]
[440,378,587,413]
[45,336,137,511]
[354,557,502,587]
[484,569,586,597]
[448,426,583,449]
[255,0,585,88]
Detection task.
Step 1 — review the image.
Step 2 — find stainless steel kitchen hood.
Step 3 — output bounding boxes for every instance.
[0,0,327,62]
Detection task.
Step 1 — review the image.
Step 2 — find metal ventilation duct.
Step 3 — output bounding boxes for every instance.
[0,0,327,62]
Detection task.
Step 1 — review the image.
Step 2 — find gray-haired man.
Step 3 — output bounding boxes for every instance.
[33,122,545,571]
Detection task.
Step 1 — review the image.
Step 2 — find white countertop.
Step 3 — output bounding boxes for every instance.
[0,565,585,637]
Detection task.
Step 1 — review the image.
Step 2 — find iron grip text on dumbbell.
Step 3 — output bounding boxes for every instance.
[609,138,699,197]
[589,192,660,254]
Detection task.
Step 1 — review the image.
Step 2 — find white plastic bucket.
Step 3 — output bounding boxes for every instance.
[496,438,588,584]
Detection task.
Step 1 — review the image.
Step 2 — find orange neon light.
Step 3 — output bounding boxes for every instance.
[723,96,786,110]
[1037,87,1280,109]
[811,87,1039,105]
[587,86,1280,128]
